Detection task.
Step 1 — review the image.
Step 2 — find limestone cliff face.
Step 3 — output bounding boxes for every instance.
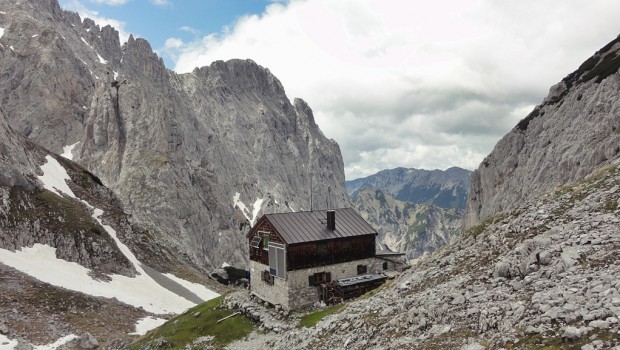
[0,0,119,151]
[464,36,620,228]
[0,0,348,269]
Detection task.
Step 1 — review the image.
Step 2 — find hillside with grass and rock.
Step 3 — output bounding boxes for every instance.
[0,106,223,348]
[261,163,620,350]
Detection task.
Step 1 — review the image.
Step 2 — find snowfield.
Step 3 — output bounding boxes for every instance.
[0,154,219,346]
[130,317,168,336]
[233,192,264,226]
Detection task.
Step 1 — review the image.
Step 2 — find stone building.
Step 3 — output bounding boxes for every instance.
[247,208,405,310]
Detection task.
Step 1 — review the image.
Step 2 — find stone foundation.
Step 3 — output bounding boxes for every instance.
[250,257,403,310]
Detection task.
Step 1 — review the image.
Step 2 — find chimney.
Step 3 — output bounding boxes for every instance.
[326,210,335,231]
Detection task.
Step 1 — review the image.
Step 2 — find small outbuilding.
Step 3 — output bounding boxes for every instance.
[246,208,405,310]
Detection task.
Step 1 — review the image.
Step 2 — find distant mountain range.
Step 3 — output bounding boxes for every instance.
[346,167,471,259]
[346,166,471,209]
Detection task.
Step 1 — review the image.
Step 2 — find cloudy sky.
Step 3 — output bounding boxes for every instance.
[60,0,620,180]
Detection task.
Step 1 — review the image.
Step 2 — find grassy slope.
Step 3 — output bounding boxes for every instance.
[129,296,254,349]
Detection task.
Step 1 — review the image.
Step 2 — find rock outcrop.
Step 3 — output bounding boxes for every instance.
[464,36,620,228]
[0,0,348,269]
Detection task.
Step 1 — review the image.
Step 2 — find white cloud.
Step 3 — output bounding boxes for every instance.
[62,0,131,43]
[160,37,184,61]
[165,37,183,49]
[179,25,200,36]
[168,0,620,179]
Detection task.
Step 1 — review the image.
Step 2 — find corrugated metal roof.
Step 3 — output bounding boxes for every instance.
[264,208,377,244]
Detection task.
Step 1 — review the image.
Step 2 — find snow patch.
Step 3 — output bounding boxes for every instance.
[38,155,76,199]
[10,45,14,51]
[286,202,296,212]
[0,333,77,350]
[32,34,38,38]
[0,28,4,40]
[221,262,230,268]
[33,334,78,350]
[0,11,6,14]
[163,273,219,301]
[96,52,107,64]
[0,334,18,349]
[86,28,91,32]
[113,70,118,80]
[80,37,92,49]
[232,192,264,226]
[61,142,79,160]
[0,242,199,314]
[130,316,167,336]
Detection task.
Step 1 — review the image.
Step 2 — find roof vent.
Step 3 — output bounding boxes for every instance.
[326,210,335,231]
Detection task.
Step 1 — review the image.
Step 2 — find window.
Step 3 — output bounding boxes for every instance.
[268,242,286,279]
[263,234,269,250]
[261,270,274,285]
[357,265,367,275]
[308,272,331,286]
[383,262,388,270]
[250,236,261,249]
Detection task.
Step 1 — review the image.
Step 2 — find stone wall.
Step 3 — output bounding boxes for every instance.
[287,257,390,310]
[251,255,405,310]
[249,260,290,308]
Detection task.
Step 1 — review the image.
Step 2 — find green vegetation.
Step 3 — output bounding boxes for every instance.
[581,51,620,83]
[552,165,619,216]
[604,199,618,212]
[6,188,114,246]
[130,296,255,350]
[465,212,509,239]
[298,304,346,328]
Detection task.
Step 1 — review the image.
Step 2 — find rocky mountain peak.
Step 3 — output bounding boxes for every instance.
[194,59,287,96]
[464,35,620,228]
[0,0,349,269]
